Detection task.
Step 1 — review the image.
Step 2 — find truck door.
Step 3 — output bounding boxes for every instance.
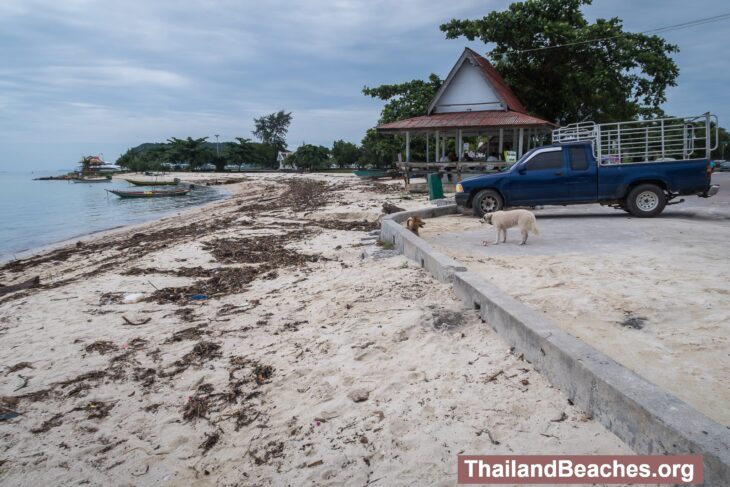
[563,145,598,202]
[508,147,567,205]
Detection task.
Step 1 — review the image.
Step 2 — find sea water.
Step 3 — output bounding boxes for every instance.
[0,171,226,261]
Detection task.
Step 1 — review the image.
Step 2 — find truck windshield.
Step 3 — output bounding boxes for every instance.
[509,147,544,171]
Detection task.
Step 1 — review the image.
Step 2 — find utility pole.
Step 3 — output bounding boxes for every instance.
[215,134,220,157]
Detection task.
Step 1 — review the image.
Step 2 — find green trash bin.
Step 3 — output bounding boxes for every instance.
[427,173,444,200]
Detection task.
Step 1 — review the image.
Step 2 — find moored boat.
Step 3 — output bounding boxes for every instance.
[71,176,111,183]
[353,169,399,179]
[106,188,190,198]
[124,178,180,186]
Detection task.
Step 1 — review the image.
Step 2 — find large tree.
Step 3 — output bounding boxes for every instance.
[224,137,257,170]
[440,0,679,124]
[166,137,213,170]
[252,110,293,154]
[288,144,330,171]
[331,140,361,168]
[362,74,442,124]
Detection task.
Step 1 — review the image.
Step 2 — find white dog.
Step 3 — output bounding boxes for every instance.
[480,209,539,245]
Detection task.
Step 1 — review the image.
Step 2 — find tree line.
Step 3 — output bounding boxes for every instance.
[116,111,294,172]
[116,109,392,172]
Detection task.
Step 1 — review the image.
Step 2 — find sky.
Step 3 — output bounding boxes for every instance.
[1,0,728,170]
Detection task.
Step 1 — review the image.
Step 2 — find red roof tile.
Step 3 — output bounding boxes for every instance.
[377,110,556,132]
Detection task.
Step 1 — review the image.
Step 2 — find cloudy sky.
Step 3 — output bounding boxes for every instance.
[1,0,728,170]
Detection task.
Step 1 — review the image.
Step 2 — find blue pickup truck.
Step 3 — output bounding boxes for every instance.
[455,140,719,218]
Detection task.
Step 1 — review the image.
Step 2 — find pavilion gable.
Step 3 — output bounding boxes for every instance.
[427,48,526,115]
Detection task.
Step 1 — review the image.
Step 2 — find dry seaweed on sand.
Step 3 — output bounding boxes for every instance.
[0,396,20,411]
[105,352,137,381]
[161,340,222,377]
[6,362,33,374]
[199,429,222,453]
[183,395,209,421]
[188,341,222,361]
[201,232,321,266]
[73,400,115,419]
[84,340,117,355]
[30,413,64,434]
[174,307,198,322]
[128,337,148,349]
[56,370,106,388]
[122,266,214,278]
[0,215,237,295]
[165,324,209,343]
[15,388,52,403]
[132,367,157,387]
[232,404,261,430]
[147,267,264,304]
[309,219,379,232]
[253,364,274,385]
[249,440,285,465]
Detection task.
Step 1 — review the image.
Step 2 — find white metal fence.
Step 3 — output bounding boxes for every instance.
[552,113,719,165]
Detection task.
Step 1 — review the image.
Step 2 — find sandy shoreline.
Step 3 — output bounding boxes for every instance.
[0,175,642,486]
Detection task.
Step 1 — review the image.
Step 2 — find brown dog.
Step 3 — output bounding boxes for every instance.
[405,216,425,235]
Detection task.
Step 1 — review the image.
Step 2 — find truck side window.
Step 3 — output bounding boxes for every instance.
[569,146,588,170]
[525,151,563,171]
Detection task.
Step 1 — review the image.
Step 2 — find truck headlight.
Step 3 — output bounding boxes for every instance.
[456,183,463,193]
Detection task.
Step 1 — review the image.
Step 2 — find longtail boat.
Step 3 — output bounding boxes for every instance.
[124,178,180,186]
[71,176,111,183]
[106,188,190,198]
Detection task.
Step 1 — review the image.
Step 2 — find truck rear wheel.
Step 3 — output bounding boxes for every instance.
[473,189,504,218]
[626,184,666,217]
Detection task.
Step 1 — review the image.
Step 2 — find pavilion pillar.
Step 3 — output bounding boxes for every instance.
[426,133,430,163]
[512,129,518,155]
[518,128,524,157]
[435,131,440,162]
[405,131,410,162]
[499,128,504,158]
[457,130,463,161]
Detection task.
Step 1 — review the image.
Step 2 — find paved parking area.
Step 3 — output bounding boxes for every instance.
[419,172,730,425]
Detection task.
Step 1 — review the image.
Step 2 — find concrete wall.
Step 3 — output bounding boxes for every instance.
[381,204,730,485]
[381,205,466,282]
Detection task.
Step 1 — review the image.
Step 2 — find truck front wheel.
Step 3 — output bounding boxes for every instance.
[626,184,666,217]
[473,189,504,217]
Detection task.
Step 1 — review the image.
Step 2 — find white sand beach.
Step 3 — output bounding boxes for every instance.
[0,175,638,485]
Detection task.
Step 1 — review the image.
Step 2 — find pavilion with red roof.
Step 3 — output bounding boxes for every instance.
[376,48,556,186]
